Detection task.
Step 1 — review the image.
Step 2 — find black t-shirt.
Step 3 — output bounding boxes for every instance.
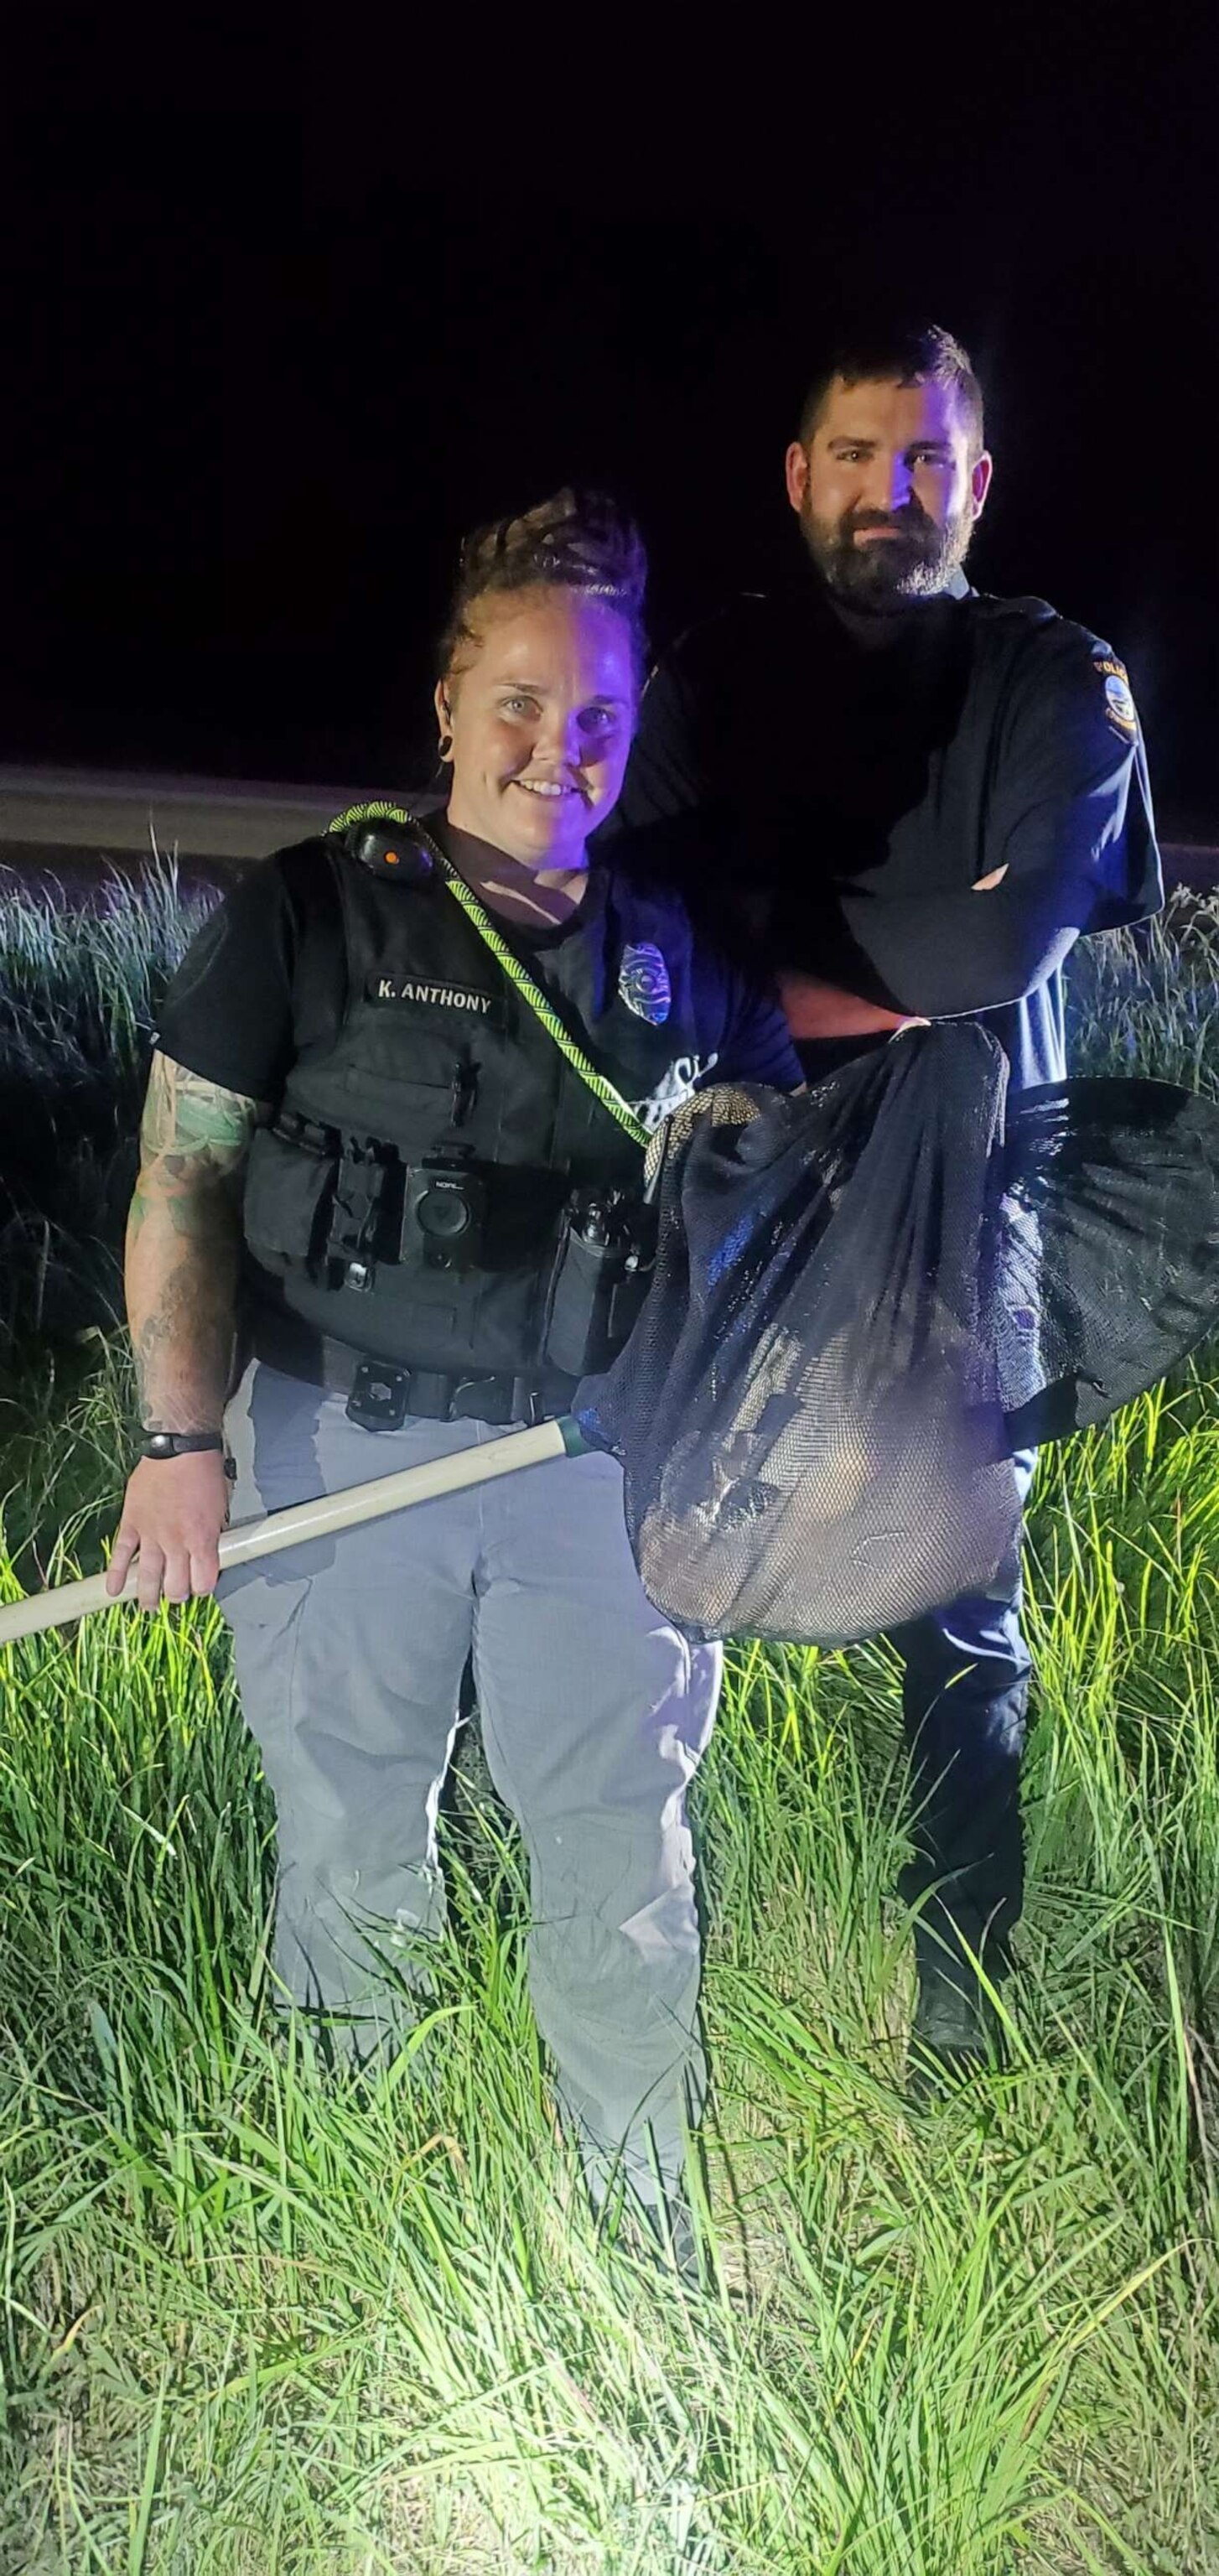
[157,836,803,1114]
[609,572,1162,1090]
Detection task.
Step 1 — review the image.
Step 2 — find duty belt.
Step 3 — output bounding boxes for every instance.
[248,1311,576,1431]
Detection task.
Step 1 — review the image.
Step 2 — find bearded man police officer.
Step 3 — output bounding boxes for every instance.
[615,324,1162,2078]
[107,491,801,2249]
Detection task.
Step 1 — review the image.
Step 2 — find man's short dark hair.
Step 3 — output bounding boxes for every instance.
[797,324,985,458]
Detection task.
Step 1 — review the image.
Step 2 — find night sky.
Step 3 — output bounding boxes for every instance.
[2,51,1216,831]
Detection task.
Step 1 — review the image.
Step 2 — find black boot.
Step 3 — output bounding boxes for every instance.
[908,1936,1005,2103]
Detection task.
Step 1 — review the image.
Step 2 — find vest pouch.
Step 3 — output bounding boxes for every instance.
[543,1191,656,1376]
[326,1140,399,1273]
[244,1124,337,1273]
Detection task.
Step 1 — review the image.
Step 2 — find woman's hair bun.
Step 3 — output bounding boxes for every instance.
[440,487,648,679]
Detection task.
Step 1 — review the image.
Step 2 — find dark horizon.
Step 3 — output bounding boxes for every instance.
[2,85,1216,836]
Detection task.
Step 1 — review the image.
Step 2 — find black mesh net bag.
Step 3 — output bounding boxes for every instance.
[574,1026,1219,1647]
[997,1074,1219,1446]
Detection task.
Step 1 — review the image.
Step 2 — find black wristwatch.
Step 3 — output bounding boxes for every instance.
[138,1431,226,1461]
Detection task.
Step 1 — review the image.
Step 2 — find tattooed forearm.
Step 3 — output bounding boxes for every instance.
[125,1052,267,1429]
[131,1263,239,1432]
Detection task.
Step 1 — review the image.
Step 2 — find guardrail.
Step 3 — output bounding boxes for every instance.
[0,766,1215,885]
[0,767,369,864]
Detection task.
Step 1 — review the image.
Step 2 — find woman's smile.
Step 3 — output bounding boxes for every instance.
[511,776,584,800]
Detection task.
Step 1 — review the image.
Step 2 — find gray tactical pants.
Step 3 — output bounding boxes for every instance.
[218,1362,722,2218]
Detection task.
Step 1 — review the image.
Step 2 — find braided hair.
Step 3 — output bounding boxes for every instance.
[438,488,649,688]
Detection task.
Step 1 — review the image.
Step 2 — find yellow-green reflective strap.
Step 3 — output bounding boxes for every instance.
[329,803,649,1150]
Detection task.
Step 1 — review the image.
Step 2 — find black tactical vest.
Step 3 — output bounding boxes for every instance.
[241,828,686,1379]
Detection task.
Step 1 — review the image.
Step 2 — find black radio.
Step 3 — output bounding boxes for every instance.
[543,1187,656,1374]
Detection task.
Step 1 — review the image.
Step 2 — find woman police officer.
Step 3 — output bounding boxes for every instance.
[106,491,801,2243]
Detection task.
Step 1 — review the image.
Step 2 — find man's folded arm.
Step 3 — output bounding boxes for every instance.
[834,864,1097,1017]
[829,646,1159,1018]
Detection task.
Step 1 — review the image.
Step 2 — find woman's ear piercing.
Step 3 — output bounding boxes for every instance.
[438,732,454,761]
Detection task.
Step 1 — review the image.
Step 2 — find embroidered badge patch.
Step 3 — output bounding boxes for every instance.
[1094,652,1139,741]
[619,941,672,1025]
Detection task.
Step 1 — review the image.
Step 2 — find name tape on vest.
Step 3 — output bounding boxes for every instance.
[369,975,496,1013]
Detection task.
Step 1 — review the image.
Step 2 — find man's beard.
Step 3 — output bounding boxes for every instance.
[799,496,975,609]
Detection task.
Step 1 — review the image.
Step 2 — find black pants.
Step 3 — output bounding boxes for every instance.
[790,1034,1037,1987]
[888,1450,1037,1987]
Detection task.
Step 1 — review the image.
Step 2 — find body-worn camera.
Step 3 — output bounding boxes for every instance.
[401,1148,488,1271]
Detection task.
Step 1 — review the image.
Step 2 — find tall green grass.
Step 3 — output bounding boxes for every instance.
[1065,888,1219,1092]
[0,858,215,1353]
[2,882,1218,2570]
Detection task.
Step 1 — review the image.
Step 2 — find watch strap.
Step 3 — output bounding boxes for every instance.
[139,1431,226,1460]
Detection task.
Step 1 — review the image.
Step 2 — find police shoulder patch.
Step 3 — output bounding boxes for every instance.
[1092,648,1139,741]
